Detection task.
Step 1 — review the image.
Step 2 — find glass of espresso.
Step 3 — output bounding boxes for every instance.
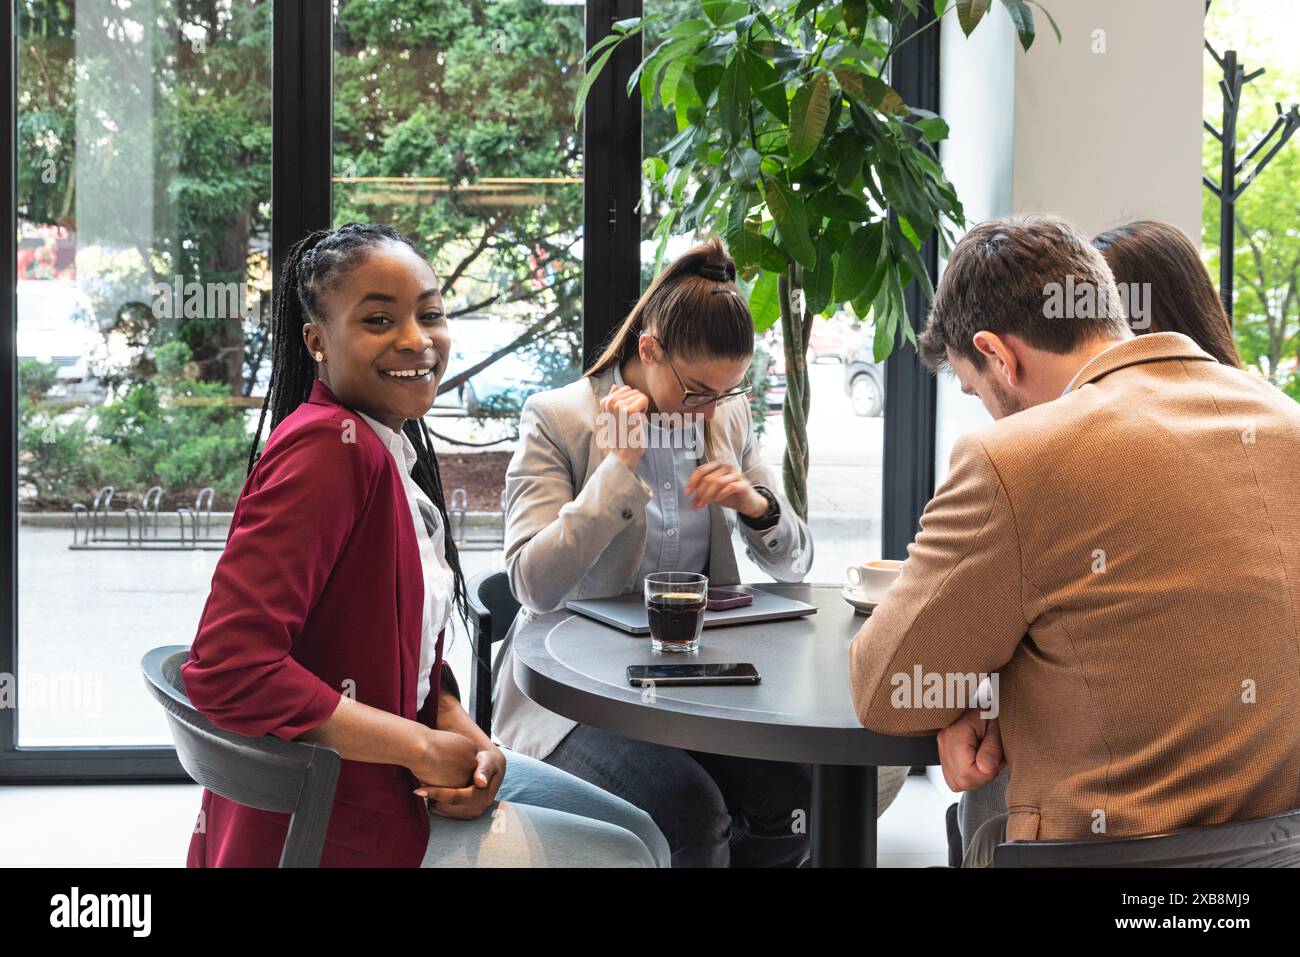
[644,572,708,653]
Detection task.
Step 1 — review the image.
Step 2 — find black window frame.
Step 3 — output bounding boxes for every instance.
[1,0,938,782]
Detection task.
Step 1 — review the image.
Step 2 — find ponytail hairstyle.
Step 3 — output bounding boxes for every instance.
[247,222,467,623]
[585,236,754,377]
[1092,220,1243,368]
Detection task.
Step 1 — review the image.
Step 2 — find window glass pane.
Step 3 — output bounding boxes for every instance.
[641,1,888,582]
[329,2,586,680]
[331,0,585,537]
[15,0,272,745]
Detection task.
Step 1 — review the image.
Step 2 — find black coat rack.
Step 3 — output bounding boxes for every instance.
[1203,3,1300,324]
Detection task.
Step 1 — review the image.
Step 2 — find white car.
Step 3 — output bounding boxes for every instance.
[16,280,103,399]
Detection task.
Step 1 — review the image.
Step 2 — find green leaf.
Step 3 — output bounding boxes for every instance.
[844,0,871,34]
[716,53,750,141]
[729,147,763,188]
[872,305,894,362]
[574,45,616,127]
[763,179,818,270]
[813,190,873,222]
[725,195,761,272]
[674,70,699,130]
[702,1,750,27]
[662,18,712,39]
[659,59,686,109]
[833,136,863,190]
[853,249,890,318]
[744,49,788,124]
[806,236,836,317]
[887,260,910,350]
[890,227,934,301]
[956,0,992,36]
[788,74,832,169]
[642,156,667,182]
[858,75,906,115]
[915,116,949,142]
[652,209,678,276]
[999,0,1036,50]
[758,233,788,274]
[1026,0,1062,42]
[749,270,781,333]
[833,223,884,303]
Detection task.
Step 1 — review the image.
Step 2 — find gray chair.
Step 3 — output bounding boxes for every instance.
[141,645,341,867]
[993,807,1300,867]
[466,569,521,737]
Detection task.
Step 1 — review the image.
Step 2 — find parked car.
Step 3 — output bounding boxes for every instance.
[843,337,886,417]
[441,316,578,416]
[807,314,858,363]
[15,280,104,401]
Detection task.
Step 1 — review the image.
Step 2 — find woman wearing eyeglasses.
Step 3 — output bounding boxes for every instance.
[492,238,816,867]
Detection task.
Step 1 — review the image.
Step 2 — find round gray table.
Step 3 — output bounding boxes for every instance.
[513,582,940,867]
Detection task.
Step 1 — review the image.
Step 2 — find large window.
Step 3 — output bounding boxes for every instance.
[3,0,940,778]
[11,0,271,749]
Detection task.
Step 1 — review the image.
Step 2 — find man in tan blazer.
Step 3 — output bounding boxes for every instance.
[848,216,1300,866]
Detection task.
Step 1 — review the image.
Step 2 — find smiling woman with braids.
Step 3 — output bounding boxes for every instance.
[181,223,668,868]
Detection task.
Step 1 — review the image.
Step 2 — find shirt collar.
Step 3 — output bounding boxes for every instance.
[355,410,419,475]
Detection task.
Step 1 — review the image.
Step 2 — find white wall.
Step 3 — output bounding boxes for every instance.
[1010,0,1204,242]
[933,0,1206,484]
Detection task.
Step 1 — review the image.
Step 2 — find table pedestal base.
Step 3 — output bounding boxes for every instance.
[811,764,878,867]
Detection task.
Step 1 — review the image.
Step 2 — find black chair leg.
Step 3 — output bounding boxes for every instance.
[946,801,963,868]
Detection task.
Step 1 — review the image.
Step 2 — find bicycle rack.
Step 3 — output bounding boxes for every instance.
[123,506,141,547]
[67,484,224,551]
[194,487,214,539]
[449,488,468,545]
[141,485,163,540]
[91,485,116,542]
[70,503,89,546]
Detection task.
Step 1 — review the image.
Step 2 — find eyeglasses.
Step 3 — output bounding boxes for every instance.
[647,335,753,409]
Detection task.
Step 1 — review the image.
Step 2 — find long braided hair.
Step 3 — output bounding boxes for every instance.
[247,222,468,625]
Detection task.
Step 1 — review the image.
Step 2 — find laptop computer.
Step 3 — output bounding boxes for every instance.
[566,586,817,636]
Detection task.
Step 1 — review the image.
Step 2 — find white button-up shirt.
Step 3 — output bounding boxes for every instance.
[356,411,454,712]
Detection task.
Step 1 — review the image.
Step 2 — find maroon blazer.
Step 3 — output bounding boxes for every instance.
[181,379,458,867]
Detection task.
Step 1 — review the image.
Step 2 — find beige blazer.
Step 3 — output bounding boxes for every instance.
[492,368,814,759]
[849,333,1300,843]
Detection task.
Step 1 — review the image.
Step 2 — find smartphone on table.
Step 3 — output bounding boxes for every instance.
[626,663,761,686]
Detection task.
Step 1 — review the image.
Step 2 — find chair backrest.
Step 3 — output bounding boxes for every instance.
[993,808,1300,867]
[141,645,340,868]
[465,569,522,735]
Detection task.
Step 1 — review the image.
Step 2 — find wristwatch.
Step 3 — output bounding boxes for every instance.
[740,484,781,531]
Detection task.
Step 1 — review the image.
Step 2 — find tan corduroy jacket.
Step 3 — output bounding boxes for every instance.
[849,332,1300,842]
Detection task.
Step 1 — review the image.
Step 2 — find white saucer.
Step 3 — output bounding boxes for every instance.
[842,586,882,615]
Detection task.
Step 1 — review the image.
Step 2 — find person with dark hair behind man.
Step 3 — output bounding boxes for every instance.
[1093,219,1243,367]
[847,215,1300,867]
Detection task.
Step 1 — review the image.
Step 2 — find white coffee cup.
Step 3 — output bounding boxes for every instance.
[846,559,904,601]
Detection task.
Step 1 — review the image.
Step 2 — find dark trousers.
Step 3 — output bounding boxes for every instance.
[543,723,812,868]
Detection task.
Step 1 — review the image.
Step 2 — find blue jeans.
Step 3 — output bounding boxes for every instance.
[544,723,812,868]
[421,748,670,867]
